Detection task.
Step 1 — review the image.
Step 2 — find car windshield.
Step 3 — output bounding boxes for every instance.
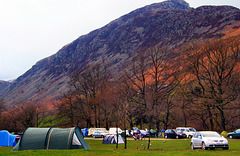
[176,128,184,131]
[202,133,221,137]
[235,129,240,133]
[189,128,196,132]
[133,127,139,130]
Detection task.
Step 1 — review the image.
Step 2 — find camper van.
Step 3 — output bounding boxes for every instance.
[88,128,108,136]
[109,128,123,135]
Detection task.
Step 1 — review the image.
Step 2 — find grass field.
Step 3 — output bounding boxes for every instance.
[1,138,240,156]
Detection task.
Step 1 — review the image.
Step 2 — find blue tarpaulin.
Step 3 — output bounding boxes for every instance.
[0,130,18,146]
[81,128,88,137]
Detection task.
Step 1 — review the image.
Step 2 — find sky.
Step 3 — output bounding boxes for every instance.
[0,0,239,81]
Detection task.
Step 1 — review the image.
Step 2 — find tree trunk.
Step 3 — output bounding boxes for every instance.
[98,107,101,128]
[218,106,226,131]
[129,115,133,130]
[105,118,109,130]
[116,123,118,149]
[208,106,214,131]
[147,123,151,150]
[94,105,97,127]
[124,128,127,149]
[165,107,170,130]
[183,110,187,127]
[155,121,160,132]
[124,107,127,149]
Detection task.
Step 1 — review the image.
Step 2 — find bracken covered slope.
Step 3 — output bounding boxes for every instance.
[1,0,240,105]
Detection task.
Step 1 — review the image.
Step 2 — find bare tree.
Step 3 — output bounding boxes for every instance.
[69,61,110,128]
[55,93,77,127]
[147,45,180,130]
[12,102,38,129]
[184,37,240,131]
[125,52,150,128]
[124,51,155,149]
[35,103,47,127]
[118,73,136,130]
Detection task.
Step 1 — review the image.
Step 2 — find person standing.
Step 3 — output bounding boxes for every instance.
[156,129,159,137]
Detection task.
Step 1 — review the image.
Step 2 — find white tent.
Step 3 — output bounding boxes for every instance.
[102,135,125,144]
[72,133,82,145]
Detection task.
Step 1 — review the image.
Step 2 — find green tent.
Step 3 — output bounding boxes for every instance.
[12,127,90,151]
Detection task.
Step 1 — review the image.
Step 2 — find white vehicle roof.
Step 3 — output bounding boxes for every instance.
[176,127,194,129]
[198,131,218,133]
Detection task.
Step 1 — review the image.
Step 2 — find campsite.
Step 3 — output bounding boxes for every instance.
[1,138,240,155]
[1,0,240,155]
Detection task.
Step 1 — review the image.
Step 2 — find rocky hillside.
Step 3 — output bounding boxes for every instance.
[1,0,240,105]
[0,81,11,92]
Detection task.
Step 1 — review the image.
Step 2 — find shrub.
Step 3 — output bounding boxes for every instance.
[221,131,228,138]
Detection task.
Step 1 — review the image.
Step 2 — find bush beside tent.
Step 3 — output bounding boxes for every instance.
[12,127,90,151]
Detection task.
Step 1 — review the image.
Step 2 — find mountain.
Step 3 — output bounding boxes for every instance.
[1,0,240,105]
[0,81,11,92]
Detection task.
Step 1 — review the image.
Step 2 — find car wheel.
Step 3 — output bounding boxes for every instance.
[223,147,229,150]
[229,135,233,139]
[191,143,195,150]
[176,135,179,139]
[202,142,208,150]
[188,135,192,138]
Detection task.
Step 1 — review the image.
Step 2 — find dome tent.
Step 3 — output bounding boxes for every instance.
[102,134,125,144]
[0,130,18,146]
[12,127,90,151]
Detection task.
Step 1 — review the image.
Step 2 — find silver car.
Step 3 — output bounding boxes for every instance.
[92,131,109,138]
[191,131,229,150]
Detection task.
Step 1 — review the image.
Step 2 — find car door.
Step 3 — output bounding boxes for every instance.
[231,131,237,138]
[164,130,169,138]
[236,130,240,139]
[171,130,176,138]
[196,133,203,147]
[166,130,171,138]
[192,133,202,147]
[192,132,198,147]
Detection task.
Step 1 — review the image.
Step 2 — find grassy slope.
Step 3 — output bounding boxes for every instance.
[38,115,65,127]
[1,139,240,156]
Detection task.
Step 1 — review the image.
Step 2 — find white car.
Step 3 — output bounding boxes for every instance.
[191,131,229,150]
[176,127,196,138]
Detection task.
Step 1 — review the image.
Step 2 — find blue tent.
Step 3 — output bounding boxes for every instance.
[0,130,18,146]
[81,128,88,137]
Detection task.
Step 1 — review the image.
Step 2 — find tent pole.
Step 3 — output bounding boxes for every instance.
[124,128,127,149]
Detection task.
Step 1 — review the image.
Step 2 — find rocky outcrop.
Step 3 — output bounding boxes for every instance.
[0,81,11,93]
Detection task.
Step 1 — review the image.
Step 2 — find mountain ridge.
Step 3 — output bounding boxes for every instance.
[1,0,240,105]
